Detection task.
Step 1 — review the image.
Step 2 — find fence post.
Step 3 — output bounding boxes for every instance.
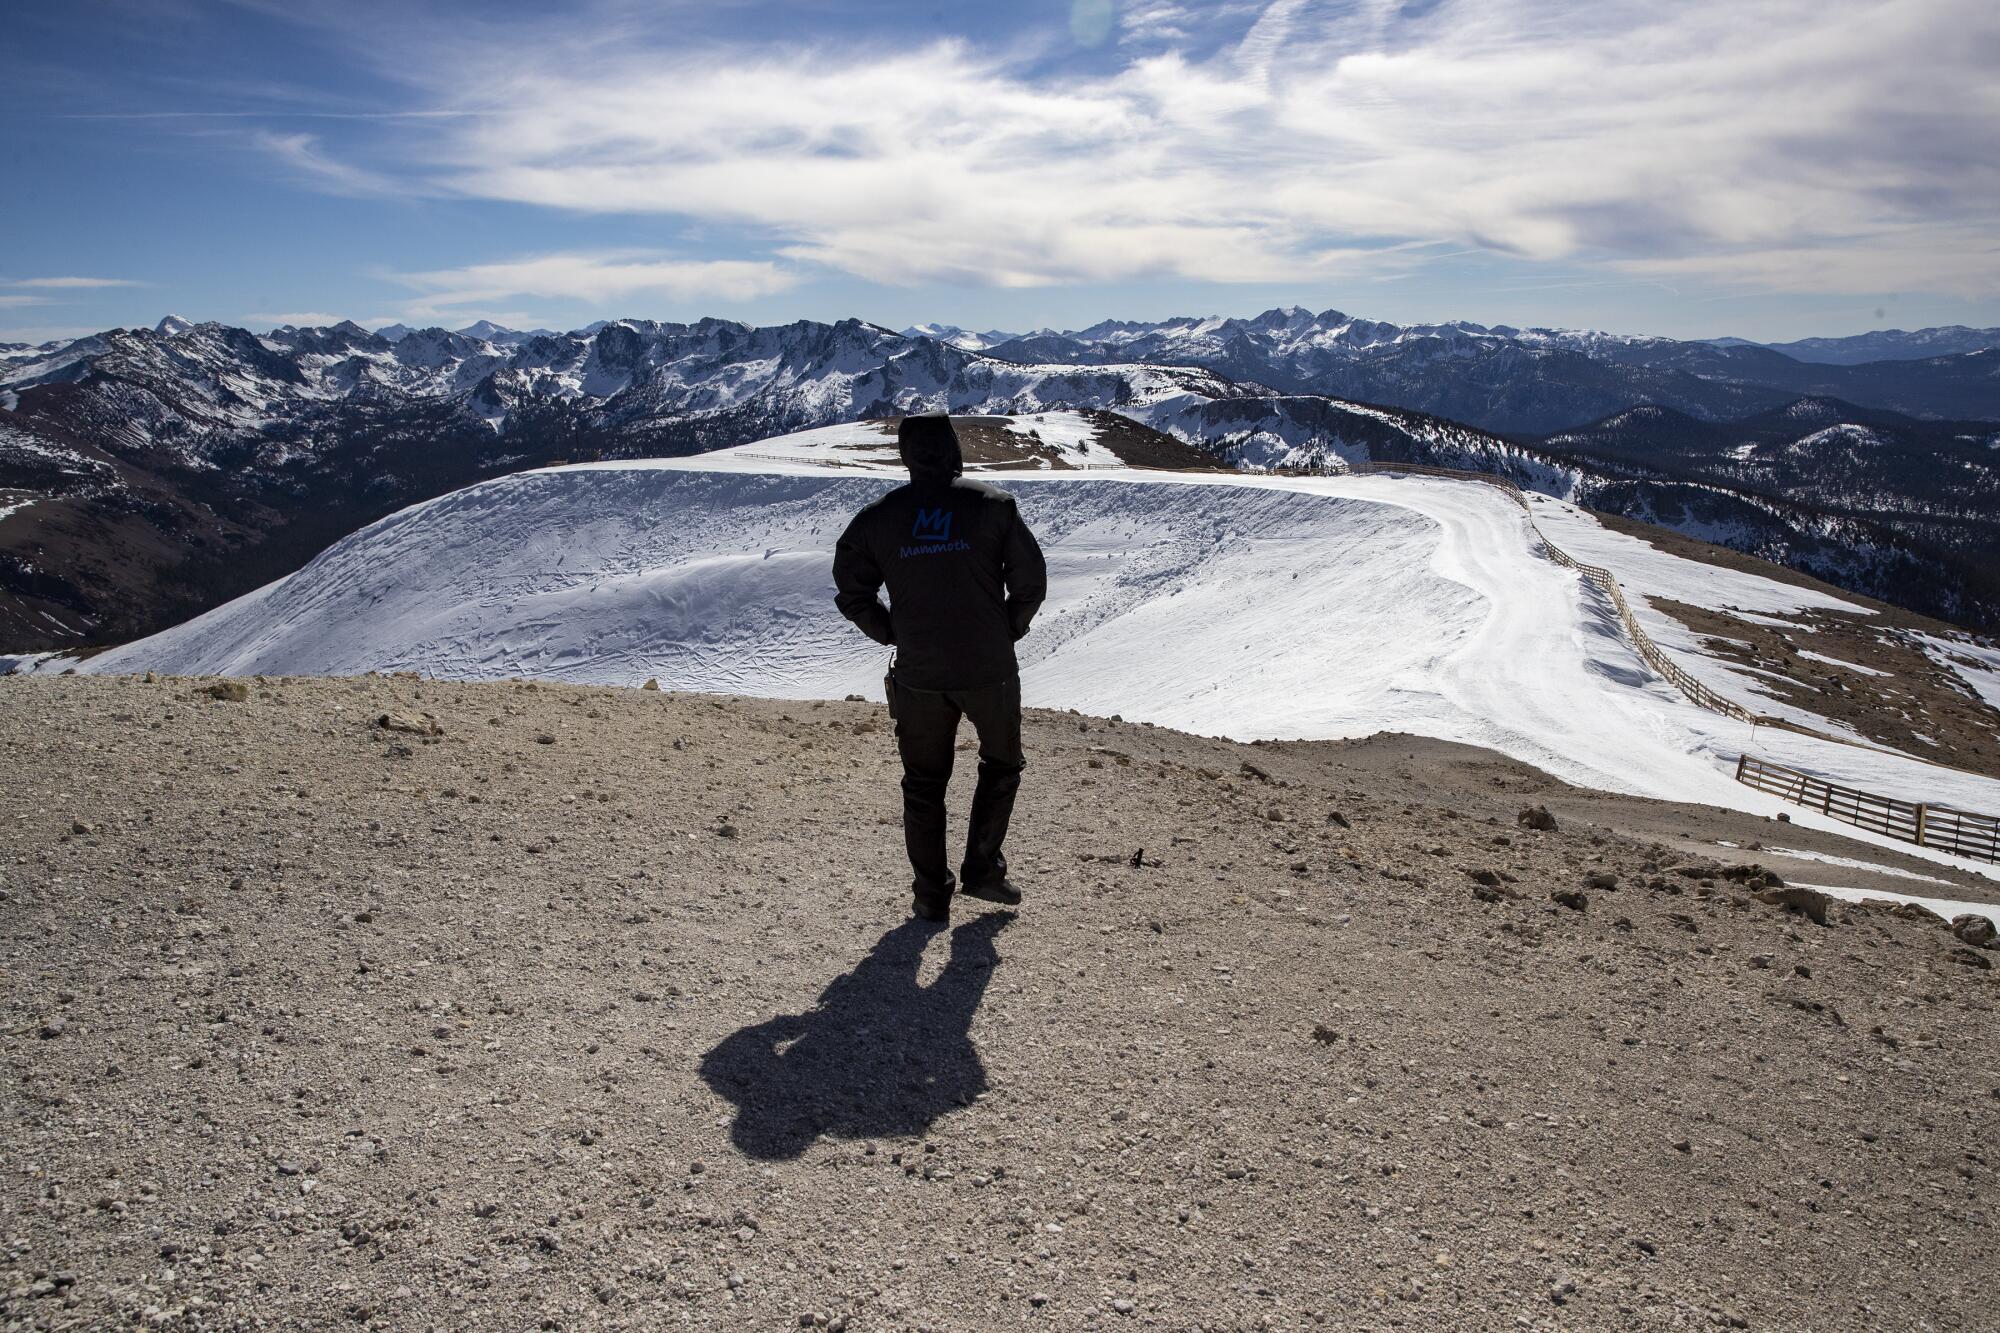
[1915,803,1927,849]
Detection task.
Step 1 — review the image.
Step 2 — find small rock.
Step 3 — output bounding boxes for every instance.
[37,1017,67,1040]
[642,678,661,691]
[1756,885,1837,927]
[1723,863,1781,887]
[535,733,557,745]
[1517,805,1557,831]
[1551,889,1588,912]
[202,680,250,703]
[1583,871,1619,891]
[1950,914,1996,949]
[375,711,442,737]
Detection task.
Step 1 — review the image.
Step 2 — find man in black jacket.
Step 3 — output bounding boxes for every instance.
[832,414,1048,922]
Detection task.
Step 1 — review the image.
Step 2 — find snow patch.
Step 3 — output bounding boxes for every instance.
[1795,649,1891,677]
[1915,635,2000,712]
[1762,846,1953,886]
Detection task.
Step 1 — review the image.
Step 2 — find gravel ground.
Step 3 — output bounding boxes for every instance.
[2,673,1995,1332]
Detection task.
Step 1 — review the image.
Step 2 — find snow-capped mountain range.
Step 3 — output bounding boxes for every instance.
[1,311,1996,651]
[978,307,2000,433]
[1754,326,2000,366]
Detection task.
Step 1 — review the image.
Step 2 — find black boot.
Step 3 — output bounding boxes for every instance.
[911,875,954,923]
[960,876,1022,906]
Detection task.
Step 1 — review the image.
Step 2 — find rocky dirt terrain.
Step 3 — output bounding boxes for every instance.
[2,674,1995,1332]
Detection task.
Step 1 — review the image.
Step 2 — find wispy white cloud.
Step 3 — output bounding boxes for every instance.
[1119,3,1195,45]
[246,311,358,328]
[385,251,799,318]
[5,276,146,289]
[304,0,2000,296]
[0,324,107,345]
[0,296,52,308]
[1231,0,1309,83]
[253,130,406,197]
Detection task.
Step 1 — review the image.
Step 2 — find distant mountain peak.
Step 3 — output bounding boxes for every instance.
[896,323,1018,351]
[1753,325,2000,365]
[155,314,194,338]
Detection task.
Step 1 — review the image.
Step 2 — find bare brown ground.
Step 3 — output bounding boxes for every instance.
[2,675,1995,1332]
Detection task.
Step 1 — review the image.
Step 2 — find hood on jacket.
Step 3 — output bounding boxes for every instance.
[898,413,963,480]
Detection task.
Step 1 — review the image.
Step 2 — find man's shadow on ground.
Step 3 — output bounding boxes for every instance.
[699,911,1015,1160]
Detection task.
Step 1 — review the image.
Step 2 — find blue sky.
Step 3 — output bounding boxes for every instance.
[3,0,1995,344]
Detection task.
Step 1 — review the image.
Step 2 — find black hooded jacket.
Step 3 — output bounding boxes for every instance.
[832,415,1047,690]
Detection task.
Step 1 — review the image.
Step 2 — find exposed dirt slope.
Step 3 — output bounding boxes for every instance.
[1,675,1994,1331]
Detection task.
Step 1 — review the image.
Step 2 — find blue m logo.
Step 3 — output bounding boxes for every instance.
[911,507,953,543]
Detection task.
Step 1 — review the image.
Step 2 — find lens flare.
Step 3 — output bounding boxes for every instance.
[1070,0,1114,48]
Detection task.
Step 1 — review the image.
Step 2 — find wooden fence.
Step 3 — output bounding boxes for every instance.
[1734,755,1999,862]
[1338,460,1760,723]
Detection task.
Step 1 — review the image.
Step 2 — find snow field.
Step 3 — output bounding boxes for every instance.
[68,420,2000,894]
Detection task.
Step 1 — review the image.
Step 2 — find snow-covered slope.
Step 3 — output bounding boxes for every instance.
[75,418,2000,884]
[6,310,1609,651]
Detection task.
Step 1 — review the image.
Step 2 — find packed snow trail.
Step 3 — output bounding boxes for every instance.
[75,422,2000,882]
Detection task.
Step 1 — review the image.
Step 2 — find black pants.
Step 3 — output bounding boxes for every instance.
[894,675,1025,901]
